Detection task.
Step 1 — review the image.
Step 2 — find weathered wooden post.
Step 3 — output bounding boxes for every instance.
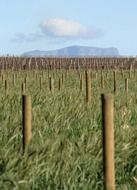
[121,69,124,78]
[58,77,62,91]
[121,62,124,78]
[22,95,32,153]
[101,74,104,89]
[113,72,117,94]
[113,71,116,81]
[85,70,91,103]
[101,94,115,190]
[61,73,64,89]
[125,78,128,93]
[4,79,8,94]
[21,82,26,94]
[49,77,54,93]
[113,79,117,94]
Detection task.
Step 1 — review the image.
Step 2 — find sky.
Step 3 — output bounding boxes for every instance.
[0,0,137,55]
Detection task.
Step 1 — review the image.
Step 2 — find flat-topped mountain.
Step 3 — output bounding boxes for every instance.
[22,45,120,57]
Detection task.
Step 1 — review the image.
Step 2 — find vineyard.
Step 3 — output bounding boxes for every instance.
[0,56,137,190]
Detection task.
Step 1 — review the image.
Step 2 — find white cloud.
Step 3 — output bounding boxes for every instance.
[40,18,102,39]
[11,18,103,43]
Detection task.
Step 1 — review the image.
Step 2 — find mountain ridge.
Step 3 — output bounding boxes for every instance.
[22,45,120,57]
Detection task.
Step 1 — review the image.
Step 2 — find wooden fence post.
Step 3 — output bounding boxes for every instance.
[58,77,62,91]
[101,74,104,89]
[85,71,91,103]
[101,94,115,190]
[4,79,8,94]
[113,71,117,93]
[22,82,26,94]
[49,77,54,93]
[125,78,128,93]
[22,95,32,152]
[61,73,64,89]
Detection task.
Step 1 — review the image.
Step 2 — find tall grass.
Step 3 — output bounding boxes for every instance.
[0,70,137,189]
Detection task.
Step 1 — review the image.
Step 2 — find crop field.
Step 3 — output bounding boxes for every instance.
[0,57,137,189]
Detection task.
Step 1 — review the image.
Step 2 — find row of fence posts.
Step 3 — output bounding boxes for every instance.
[0,70,132,99]
[0,56,136,71]
[22,93,115,190]
[83,70,129,104]
[1,71,67,94]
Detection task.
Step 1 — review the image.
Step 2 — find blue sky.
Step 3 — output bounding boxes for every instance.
[0,0,137,55]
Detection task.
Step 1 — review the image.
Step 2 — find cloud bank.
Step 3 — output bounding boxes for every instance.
[11,18,103,43]
[40,18,102,39]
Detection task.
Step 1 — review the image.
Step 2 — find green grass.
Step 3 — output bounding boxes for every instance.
[0,70,137,189]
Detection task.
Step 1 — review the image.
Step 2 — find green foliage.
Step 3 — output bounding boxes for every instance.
[0,70,137,189]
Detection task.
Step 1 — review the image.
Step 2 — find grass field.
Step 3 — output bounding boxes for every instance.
[0,69,137,189]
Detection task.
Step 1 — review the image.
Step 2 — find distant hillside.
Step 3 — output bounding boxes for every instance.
[22,45,120,57]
